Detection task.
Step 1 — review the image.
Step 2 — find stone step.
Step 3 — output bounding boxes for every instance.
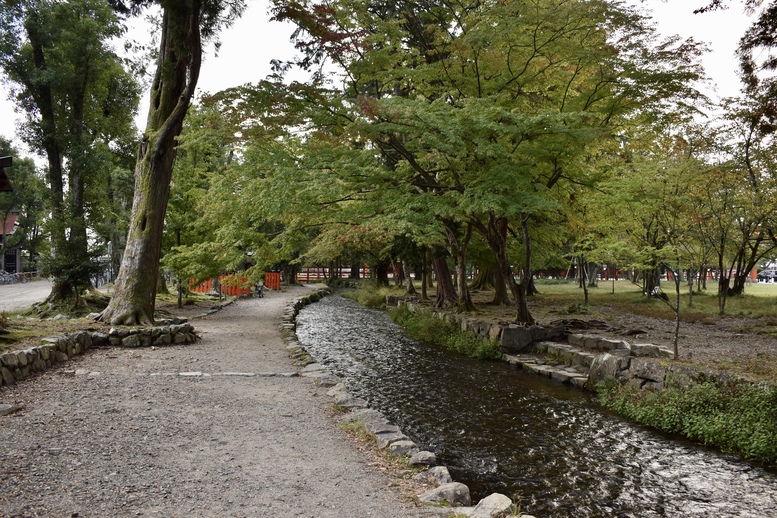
[531,341,597,369]
[504,354,590,389]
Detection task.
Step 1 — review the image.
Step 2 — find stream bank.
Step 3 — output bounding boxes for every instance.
[294,291,777,517]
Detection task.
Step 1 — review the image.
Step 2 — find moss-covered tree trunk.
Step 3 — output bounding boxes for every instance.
[99,4,202,325]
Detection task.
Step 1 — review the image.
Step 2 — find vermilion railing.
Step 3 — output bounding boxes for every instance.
[265,272,281,290]
[188,274,252,296]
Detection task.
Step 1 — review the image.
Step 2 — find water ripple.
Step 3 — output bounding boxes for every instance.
[296,295,777,517]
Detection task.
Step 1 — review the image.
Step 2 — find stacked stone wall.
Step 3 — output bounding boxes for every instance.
[0,321,197,387]
[392,296,745,396]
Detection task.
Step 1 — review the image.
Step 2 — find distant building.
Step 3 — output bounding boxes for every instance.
[1,213,20,273]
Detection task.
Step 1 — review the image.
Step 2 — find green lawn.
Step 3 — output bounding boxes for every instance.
[532,279,777,322]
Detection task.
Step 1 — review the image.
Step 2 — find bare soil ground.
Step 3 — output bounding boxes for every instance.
[461,287,777,382]
[0,286,438,517]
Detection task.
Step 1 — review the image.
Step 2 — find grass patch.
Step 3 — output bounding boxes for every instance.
[390,305,501,360]
[532,280,777,322]
[715,354,777,382]
[597,377,777,466]
[341,283,403,309]
[534,278,576,286]
[0,313,109,353]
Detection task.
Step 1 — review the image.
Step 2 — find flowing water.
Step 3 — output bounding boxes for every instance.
[295,294,777,517]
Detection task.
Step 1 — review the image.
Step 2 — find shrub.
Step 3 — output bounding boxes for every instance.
[341,284,397,308]
[390,306,501,360]
[597,378,777,466]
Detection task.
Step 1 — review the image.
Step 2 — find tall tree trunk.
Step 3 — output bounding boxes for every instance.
[491,262,510,305]
[100,4,202,324]
[579,255,589,306]
[665,264,682,360]
[519,214,535,302]
[403,259,416,295]
[158,270,169,295]
[469,264,493,289]
[64,91,93,298]
[375,259,390,286]
[349,255,361,279]
[393,259,403,287]
[431,250,457,308]
[717,251,730,315]
[444,222,474,312]
[474,214,534,323]
[643,267,660,298]
[26,23,70,301]
[420,247,429,301]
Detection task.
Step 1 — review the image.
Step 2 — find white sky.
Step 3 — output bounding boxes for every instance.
[0,1,756,161]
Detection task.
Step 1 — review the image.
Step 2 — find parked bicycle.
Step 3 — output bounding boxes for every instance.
[0,271,28,284]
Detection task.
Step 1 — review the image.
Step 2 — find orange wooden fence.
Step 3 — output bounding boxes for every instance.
[188,274,252,296]
[188,278,213,293]
[220,275,252,296]
[265,272,281,290]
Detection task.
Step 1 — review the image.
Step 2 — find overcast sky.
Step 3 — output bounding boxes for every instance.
[0,1,755,160]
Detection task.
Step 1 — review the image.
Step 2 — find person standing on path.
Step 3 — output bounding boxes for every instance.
[0,285,434,517]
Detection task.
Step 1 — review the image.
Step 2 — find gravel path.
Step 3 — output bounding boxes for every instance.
[0,279,51,313]
[0,286,433,517]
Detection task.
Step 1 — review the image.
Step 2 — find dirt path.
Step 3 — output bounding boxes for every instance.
[0,286,433,517]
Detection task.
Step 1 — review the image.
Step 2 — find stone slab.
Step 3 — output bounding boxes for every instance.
[0,404,23,416]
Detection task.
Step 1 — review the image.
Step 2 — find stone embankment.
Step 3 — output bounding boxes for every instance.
[284,288,535,518]
[0,300,234,388]
[390,295,755,394]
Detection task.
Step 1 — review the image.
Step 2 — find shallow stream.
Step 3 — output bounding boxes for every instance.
[295,294,777,517]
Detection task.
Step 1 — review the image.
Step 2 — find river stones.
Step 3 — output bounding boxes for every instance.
[375,431,409,449]
[409,450,437,467]
[418,482,471,506]
[388,439,418,456]
[340,408,386,424]
[470,493,513,518]
[414,466,453,486]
